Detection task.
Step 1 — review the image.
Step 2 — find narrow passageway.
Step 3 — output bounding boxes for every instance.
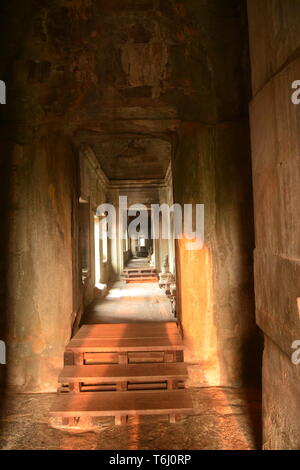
[0,248,262,450]
[0,260,262,450]
[83,282,174,324]
[43,254,260,449]
[4,0,300,451]
[82,259,174,324]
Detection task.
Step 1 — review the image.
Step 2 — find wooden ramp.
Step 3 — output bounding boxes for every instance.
[50,322,193,425]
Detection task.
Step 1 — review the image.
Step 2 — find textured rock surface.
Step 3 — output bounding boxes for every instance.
[0,387,261,450]
[2,132,78,392]
[248,0,300,449]
[262,337,300,449]
[247,0,300,95]
[174,121,260,387]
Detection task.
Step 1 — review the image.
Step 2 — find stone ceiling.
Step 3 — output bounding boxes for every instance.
[91,137,171,180]
[0,0,250,183]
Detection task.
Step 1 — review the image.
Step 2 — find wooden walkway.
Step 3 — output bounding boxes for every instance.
[50,322,193,425]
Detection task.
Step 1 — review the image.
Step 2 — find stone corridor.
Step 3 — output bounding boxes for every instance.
[1,0,300,450]
[82,280,174,324]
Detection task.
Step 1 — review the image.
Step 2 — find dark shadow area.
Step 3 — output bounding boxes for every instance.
[0,142,11,416]
[0,0,37,415]
[239,330,263,449]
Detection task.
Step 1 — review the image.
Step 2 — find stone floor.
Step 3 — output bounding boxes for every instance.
[82,280,174,324]
[0,387,261,450]
[0,263,261,450]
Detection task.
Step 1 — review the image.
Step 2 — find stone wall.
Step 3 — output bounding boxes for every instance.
[2,130,78,393]
[0,1,91,392]
[173,121,259,387]
[171,0,261,388]
[247,0,300,449]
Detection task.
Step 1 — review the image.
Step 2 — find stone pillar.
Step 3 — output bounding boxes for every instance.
[173,120,257,387]
[3,132,77,392]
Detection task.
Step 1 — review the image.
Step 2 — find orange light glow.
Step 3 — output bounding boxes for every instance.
[177,235,221,385]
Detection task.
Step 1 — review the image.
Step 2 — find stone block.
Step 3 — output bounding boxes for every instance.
[248,0,300,94]
[262,336,300,449]
[250,57,300,258]
[255,250,300,356]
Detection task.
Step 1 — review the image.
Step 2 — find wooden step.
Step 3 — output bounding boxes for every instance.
[50,390,194,424]
[125,278,158,283]
[122,272,157,276]
[75,328,180,340]
[65,323,183,365]
[124,273,158,278]
[123,268,157,273]
[78,351,183,365]
[59,363,188,384]
[66,337,184,353]
[76,322,179,340]
[122,273,157,277]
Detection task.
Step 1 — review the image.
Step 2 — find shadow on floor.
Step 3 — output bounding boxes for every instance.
[0,386,261,450]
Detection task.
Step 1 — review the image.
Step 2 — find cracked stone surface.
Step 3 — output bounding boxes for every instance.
[0,387,261,450]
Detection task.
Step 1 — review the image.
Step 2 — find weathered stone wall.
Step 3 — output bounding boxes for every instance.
[2,131,78,393]
[0,1,89,392]
[174,121,259,387]
[247,0,300,449]
[171,0,261,388]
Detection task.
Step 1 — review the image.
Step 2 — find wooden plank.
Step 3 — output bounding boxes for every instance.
[116,382,127,392]
[80,385,117,392]
[84,352,119,364]
[79,322,178,329]
[69,383,80,392]
[123,269,157,274]
[78,323,178,333]
[80,383,183,391]
[76,332,181,341]
[66,337,184,353]
[74,352,83,365]
[75,323,179,340]
[122,273,157,276]
[60,382,184,392]
[118,352,128,364]
[58,363,188,383]
[126,273,157,277]
[128,352,165,363]
[50,390,194,417]
[122,275,157,278]
[122,274,157,277]
[64,351,74,366]
[126,277,158,281]
[165,351,176,363]
[84,351,173,364]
